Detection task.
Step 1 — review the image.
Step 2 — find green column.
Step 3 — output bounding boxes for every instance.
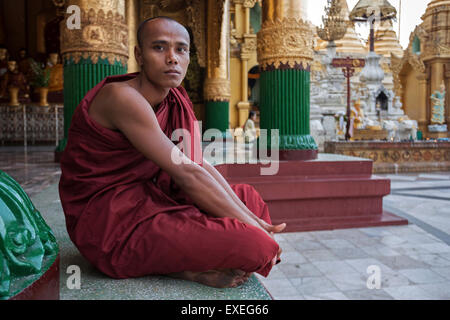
[257,0,318,160]
[259,68,317,150]
[56,57,127,153]
[205,100,229,133]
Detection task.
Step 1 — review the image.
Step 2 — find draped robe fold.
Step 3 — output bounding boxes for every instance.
[59,73,279,279]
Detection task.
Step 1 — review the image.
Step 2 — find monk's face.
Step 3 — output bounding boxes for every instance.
[136,19,190,90]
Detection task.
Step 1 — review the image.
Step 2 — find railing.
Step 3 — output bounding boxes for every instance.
[0,103,64,146]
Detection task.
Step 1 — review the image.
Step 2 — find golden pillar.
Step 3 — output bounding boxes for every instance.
[57,0,128,155]
[127,0,140,73]
[235,0,258,127]
[258,0,311,70]
[204,0,231,132]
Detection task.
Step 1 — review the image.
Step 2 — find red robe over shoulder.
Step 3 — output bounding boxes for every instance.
[59,73,279,279]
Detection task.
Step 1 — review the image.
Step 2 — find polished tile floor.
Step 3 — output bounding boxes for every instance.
[0,145,61,197]
[1,145,449,300]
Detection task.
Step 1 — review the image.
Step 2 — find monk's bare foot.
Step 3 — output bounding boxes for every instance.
[167,269,249,288]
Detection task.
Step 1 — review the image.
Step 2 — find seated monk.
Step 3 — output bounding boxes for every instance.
[59,17,285,289]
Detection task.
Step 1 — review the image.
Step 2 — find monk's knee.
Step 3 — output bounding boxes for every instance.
[233,227,278,272]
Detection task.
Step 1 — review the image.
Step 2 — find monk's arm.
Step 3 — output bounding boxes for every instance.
[105,85,265,231]
[202,159,265,227]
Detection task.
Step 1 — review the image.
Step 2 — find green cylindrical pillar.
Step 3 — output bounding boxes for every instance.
[257,0,318,160]
[206,101,229,133]
[56,0,128,157]
[259,68,317,150]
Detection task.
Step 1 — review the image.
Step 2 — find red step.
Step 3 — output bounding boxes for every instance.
[215,157,408,232]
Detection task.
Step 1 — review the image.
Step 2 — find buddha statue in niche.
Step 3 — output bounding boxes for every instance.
[44,53,63,103]
[45,53,63,93]
[0,60,30,104]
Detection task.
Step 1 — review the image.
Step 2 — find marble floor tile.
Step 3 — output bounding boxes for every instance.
[310,260,359,276]
[277,241,297,253]
[289,276,340,296]
[282,232,316,242]
[376,255,429,270]
[380,235,409,247]
[358,227,393,237]
[279,251,307,265]
[343,289,394,300]
[379,271,412,288]
[419,243,450,254]
[331,247,370,260]
[303,291,348,300]
[257,279,299,299]
[261,265,287,281]
[398,268,447,284]
[383,285,434,300]
[318,239,357,249]
[325,272,369,291]
[343,258,394,275]
[307,230,337,240]
[418,283,450,299]
[292,240,326,251]
[301,249,340,262]
[391,243,440,256]
[275,295,306,300]
[359,245,400,257]
[430,267,450,281]
[407,253,450,268]
[277,263,323,278]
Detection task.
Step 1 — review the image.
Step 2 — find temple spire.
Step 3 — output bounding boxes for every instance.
[371,19,404,57]
[315,0,367,55]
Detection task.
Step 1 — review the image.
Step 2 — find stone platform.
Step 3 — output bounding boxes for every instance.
[325,141,450,174]
[215,154,407,232]
[31,183,272,300]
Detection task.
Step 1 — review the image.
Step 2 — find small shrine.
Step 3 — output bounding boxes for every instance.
[0,0,65,146]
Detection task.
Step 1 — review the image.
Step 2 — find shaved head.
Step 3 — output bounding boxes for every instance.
[137,16,190,48]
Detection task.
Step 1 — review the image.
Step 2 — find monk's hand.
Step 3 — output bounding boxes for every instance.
[258,219,286,235]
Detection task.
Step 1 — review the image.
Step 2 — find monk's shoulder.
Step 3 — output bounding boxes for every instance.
[88,82,135,130]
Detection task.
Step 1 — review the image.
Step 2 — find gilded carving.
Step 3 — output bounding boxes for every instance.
[61,1,128,66]
[257,18,314,70]
[204,77,231,102]
[241,34,257,58]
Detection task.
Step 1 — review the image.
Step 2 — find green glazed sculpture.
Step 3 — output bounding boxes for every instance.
[0,170,58,299]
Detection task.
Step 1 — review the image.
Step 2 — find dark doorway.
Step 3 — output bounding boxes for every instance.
[376,92,388,111]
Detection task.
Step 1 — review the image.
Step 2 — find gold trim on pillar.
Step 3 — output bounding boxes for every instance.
[61,0,129,65]
[257,17,314,70]
[204,78,231,102]
[257,0,312,71]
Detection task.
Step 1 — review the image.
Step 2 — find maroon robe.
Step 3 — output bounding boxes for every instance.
[59,73,279,279]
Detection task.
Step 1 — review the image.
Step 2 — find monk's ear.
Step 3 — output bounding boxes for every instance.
[134,45,143,67]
